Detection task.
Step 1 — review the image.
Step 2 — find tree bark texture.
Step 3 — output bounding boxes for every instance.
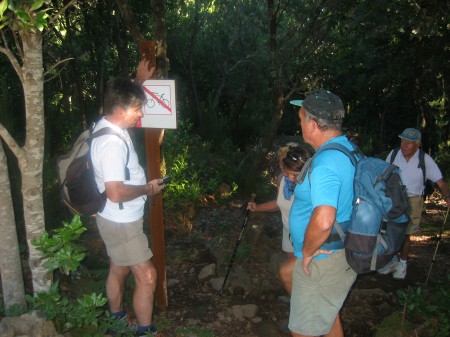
[115,0,144,45]
[151,0,170,78]
[0,142,27,310]
[19,31,52,294]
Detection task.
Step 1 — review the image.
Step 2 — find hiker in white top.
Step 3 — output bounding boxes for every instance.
[246,144,312,295]
[90,63,165,336]
[379,128,450,280]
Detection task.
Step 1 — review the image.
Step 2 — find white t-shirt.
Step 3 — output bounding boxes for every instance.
[90,118,147,222]
[386,149,443,197]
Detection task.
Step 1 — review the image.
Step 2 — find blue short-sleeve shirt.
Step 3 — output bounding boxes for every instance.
[289,135,355,259]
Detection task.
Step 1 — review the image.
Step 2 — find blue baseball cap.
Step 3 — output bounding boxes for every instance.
[399,128,421,141]
[290,89,345,121]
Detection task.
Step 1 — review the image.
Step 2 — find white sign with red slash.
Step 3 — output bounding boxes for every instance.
[137,80,177,129]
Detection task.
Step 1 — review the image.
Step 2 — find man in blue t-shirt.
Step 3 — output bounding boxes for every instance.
[288,90,357,337]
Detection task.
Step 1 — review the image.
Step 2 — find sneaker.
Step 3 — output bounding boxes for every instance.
[393,261,407,280]
[377,256,399,275]
[135,324,159,336]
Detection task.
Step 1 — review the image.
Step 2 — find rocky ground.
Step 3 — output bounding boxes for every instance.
[75,195,449,337]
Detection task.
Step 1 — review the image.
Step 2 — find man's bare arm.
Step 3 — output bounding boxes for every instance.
[105,179,164,203]
[301,205,335,274]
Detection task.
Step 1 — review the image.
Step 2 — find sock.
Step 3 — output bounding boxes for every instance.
[137,324,158,334]
[111,310,126,319]
[399,259,407,265]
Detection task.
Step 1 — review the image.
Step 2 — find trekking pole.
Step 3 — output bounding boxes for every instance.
[220,194,256,294]
[425,207,449,286]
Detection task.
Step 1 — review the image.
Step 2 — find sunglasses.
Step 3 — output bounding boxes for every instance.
[287,151,305,163]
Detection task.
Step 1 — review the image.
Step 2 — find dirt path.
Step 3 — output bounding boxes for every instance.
[77,199,449,337]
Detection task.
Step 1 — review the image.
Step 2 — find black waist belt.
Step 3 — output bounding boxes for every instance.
[325,232,342,244]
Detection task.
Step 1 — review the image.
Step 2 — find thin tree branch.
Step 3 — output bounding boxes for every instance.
[46,0,78,29]
[0,31,23,82]
[44,57,74,79]
[0,123,25,164]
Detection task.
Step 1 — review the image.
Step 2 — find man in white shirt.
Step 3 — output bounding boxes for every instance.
[91,74,164,336]
[379,128,450,280]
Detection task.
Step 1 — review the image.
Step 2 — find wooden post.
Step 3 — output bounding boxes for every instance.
[140,40,168,308]
[145,128,168,308]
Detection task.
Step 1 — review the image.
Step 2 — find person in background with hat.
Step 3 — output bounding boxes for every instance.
[378,128,450,280]
[289,89,357,337]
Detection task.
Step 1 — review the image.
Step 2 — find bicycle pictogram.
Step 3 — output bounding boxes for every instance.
[145,92,169,109]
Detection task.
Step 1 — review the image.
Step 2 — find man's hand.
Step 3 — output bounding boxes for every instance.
[147,179,165,196]
[135,59,155,83]
[247,201,257,212]
[302,249,332,276]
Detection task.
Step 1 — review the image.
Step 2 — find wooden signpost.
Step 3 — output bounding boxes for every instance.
[139,40,174,308]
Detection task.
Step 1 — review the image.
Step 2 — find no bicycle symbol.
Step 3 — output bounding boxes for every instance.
[143,85,172,115]
[139,79,177,129]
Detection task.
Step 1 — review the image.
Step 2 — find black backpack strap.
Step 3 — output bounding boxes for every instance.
[389,147,400,164]
[91,127,131,210]
[418,149,426,187]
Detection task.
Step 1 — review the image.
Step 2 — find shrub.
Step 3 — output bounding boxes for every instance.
[395,274,450,337]
[163,120,239,205]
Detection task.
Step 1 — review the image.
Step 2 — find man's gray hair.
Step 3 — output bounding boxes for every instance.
[303,108,344,132]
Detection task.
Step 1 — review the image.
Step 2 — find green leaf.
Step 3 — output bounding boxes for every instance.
[0,0,8,19]
[30,0,44,11]
[14,9,30,22]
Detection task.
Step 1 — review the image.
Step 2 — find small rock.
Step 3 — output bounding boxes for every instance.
[198,263,216,281]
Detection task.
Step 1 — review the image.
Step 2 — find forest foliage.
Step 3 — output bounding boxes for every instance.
[0,0,449,224]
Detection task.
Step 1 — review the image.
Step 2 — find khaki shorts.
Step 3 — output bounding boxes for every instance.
[96,214,153,266]
[406,196,423,235]
[289,249,357,336]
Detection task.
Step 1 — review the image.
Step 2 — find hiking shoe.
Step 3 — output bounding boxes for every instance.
[393,261,407,280]
[377,256,399,275]
[135,324,159,336]
[108,314,136,336]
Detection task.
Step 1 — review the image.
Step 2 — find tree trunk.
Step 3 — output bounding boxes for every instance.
[244,0,284,194]
[19,31,52,294]
[151,0,170,78]
[0,141,26,310]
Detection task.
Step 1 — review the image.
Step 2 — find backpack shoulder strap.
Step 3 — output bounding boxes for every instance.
[315,143,360,166]
[389,147,400,164]
[91,127,130,178]
[418,149,426,186]
[296,142,360,185]
[90,127,131,210]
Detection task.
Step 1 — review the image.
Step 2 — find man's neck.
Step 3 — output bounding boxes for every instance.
[104,115,125,130]
[313,130,342,149]
[402,150,417,162]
